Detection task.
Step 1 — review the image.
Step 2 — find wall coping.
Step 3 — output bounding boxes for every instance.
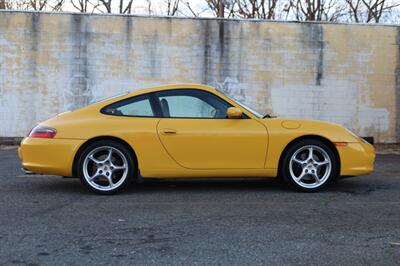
[1,9,399,28]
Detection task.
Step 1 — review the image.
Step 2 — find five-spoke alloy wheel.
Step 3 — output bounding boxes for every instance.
[78,140,135,194]
[281,139,338,192]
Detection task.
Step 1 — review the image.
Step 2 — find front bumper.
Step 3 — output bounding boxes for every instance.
[337,141,375,176]
[19,137,85,177]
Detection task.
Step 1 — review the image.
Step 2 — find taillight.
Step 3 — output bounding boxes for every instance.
[29,126,57,138]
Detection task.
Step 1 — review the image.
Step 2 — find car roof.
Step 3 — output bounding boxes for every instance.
[127,84,216,97]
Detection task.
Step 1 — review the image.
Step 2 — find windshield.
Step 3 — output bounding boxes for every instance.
[221,92,263,118]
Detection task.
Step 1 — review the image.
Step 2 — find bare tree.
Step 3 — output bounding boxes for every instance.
[51,0,65,10]
[184,1,211,17]
[344,0,400,23]
[0,0,6,9]
[99,0,112,13]
[81,0,133,14]
[345,0,362,22]
[119,0,134,14]
[184,1,198,16]
[2,0,66,11]
[205,0,235,17]
[362,0,400,22]
[29,0,48,10]
[283,0,347,22]
[1,0,399,24]
[296,0,323,21]
[146,0,152,14]
[235,0,279,19]
[265,0,279,18]
[166,0,180,15]
[0,0,26,9]
[71,0,91,12]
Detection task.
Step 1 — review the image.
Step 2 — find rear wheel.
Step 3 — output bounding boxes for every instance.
[77,140,135,195]
[281,139,338,192]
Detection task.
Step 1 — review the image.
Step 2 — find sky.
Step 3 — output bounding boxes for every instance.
[61,0,212,17]
[8,0,400,23]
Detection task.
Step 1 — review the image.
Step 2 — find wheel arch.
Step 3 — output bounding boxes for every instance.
[72,136,138,178]
[277,135,341,177]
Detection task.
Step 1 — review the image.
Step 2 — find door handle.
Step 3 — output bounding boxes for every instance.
[160,128,177,135]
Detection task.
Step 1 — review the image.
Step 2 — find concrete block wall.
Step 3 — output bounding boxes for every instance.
[0,11,399,143]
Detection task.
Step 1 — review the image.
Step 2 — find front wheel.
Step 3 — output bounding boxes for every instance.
[77,140,135,195]
[280,139,339,192]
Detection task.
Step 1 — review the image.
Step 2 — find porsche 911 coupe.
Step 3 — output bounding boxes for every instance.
[19,84,375,194]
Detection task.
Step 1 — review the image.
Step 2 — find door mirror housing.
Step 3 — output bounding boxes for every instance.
[227,107,243,119]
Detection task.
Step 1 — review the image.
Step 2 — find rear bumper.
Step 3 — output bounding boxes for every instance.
[19,137,85,176]
[337,141,375,176]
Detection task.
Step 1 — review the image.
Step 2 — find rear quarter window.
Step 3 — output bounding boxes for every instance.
[101,94,156,117]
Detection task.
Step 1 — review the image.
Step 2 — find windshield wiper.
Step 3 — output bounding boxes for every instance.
[263,114,272,118]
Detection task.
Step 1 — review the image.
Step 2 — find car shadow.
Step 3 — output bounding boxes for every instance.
[24,176,377,195]
[24,176,290,195]
[127,178,289,194]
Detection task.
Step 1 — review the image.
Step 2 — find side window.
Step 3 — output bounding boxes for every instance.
[102,95,155,117]
[156,89,231,118]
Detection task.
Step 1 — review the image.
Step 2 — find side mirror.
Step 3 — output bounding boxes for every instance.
[227,107,243,119]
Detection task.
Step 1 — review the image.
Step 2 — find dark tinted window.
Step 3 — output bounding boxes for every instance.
[101,94,155,117]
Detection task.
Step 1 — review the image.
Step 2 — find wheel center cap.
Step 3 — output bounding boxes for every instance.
[98,166,108,172]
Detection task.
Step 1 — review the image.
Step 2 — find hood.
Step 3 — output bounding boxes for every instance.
[259,117,361,143]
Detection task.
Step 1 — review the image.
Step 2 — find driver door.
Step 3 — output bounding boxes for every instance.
[155,89,268,169]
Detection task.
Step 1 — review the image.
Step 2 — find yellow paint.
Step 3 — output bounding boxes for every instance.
[19,84,375,179]
[226,107,243,119]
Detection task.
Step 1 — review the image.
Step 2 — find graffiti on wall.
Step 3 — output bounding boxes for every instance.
[64,75,94,111]
[209,77,248,103]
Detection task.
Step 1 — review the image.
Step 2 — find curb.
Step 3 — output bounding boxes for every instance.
[0,137,23,146]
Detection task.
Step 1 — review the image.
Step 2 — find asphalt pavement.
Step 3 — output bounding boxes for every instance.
[0,147,399,265]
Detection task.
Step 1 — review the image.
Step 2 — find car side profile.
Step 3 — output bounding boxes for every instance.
[19,84,375,194]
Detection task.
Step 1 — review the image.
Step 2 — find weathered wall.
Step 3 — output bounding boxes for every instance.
[0,11,399,142]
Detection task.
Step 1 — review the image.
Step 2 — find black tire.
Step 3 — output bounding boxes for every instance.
[77,140,136,195]
[280,139,339,192]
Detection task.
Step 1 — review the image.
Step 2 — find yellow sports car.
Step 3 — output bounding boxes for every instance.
[18,84,375,194]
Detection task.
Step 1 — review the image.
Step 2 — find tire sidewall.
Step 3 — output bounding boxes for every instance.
[281,139,339,192]
[77,140,135,195]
